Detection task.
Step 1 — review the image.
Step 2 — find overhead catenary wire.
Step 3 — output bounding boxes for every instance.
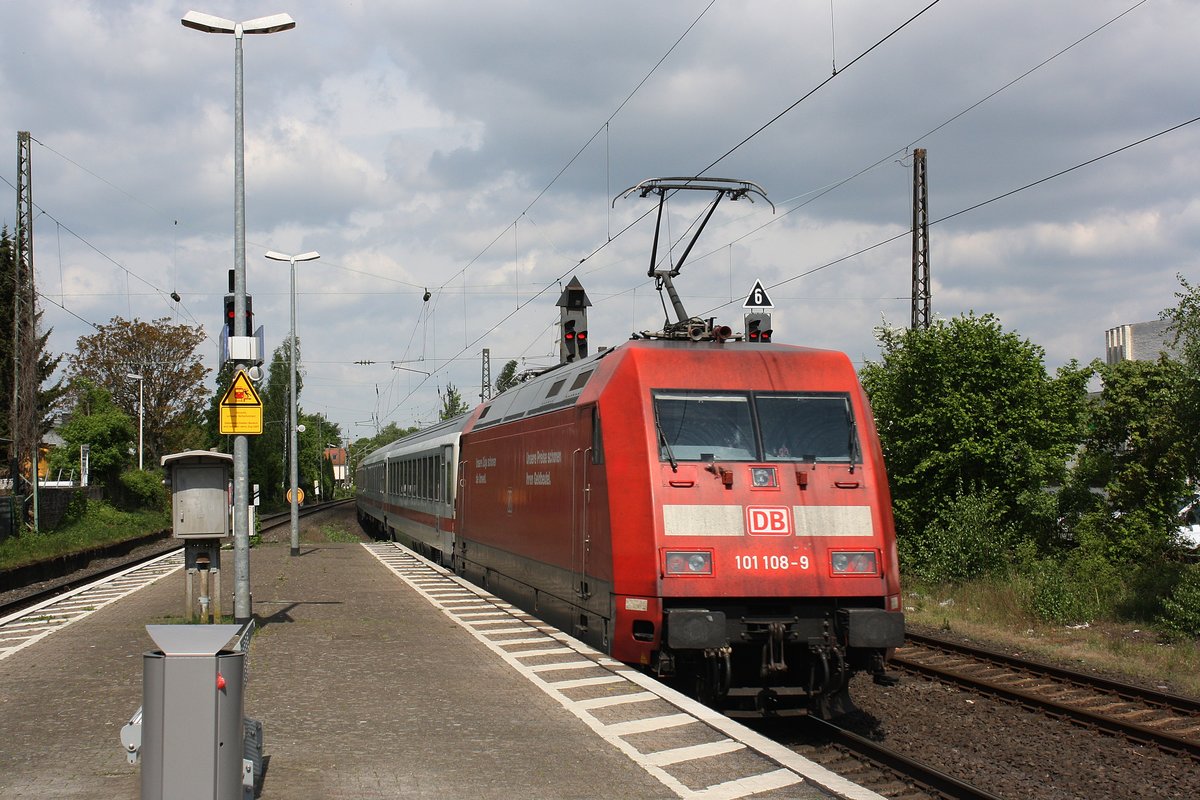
[382,0,947,423]
[0,171,205,331]
[692,111,1200,319]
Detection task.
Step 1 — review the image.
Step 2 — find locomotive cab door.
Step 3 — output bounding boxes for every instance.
[571,405,595,601]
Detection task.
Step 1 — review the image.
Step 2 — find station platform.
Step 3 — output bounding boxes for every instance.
[0,538,882,800]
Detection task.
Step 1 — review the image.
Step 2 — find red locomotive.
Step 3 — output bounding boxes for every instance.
[358,179,904,716]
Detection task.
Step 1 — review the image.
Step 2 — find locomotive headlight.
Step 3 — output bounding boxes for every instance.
[664,550,713,576]
[831,550,878,575]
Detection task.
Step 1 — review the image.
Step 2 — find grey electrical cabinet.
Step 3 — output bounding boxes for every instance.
[162,450,233,539]
[140,625,245,800]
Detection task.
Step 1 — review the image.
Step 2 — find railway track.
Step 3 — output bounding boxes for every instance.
[796,715,1003,800]
[893,630,1200,760]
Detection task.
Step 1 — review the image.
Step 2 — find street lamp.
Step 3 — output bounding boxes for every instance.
[265,250,320,556]
[183,9,296,623]
[126,373,144,470]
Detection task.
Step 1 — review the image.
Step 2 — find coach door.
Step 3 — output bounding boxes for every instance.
[571,406,594,600]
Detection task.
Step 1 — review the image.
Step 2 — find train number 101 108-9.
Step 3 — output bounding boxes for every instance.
[735,554,809,570]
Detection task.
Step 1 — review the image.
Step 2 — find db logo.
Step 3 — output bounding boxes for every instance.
[746,506,792,536]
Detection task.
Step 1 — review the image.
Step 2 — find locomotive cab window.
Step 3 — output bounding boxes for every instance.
[652,390,861,464]
[758,393,858,463]
[653,391,756,461]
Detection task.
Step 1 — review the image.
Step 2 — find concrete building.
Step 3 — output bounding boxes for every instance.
[1104,319,1179,365]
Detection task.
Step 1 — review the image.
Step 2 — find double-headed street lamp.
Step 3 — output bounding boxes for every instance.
[126,373,144,471]
[265,250,320,557]
[183,9,296,623]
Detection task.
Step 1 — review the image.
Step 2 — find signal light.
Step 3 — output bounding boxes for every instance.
[223,294,254,338]
[745,312,772,344]
[576,328,588,358]
[563,318,578,361]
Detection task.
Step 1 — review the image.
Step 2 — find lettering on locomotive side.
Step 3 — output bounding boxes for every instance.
[746,506,792,536]
[525,472,552,486]
[524,450,563,465]
[475,456,497,468]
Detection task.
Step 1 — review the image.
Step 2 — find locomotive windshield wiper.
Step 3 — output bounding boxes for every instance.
[655,418,678,473]
[846,406,859,474]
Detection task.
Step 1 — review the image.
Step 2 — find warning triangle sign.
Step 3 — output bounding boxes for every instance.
[221,370,262,407]
[219,370,264,435]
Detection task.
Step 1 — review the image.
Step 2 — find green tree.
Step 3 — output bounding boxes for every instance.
[254,341,293,508]
[859,313,1090,574]
[1063,357,1192,561]
[348,422,418,484]
[66,317,210,466]
[1,228,65,479]
[439,382,470,420]
[496,359,519,393]
[1164,275,1200,493]
[297,410,341,501]
[48,379,135,488]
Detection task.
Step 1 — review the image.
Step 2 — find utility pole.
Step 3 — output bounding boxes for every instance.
[480,348,492,401]
[13,131,39,532]
[910,148,931,330]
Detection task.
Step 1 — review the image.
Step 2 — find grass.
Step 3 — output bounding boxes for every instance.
[903,577,1200,697]
[320,523,362,543]
[0,502,169,571]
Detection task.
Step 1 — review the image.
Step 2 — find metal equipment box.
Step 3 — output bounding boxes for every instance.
[140,625,245,800]
[162,450,233,539]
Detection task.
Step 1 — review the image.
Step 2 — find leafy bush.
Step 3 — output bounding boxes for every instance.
[904,489,1015,583]
[0,502,168,570]
[118,469,167,511]
[1015,540,1125,625]
[60,489,91,526]
[1157,564,1200,640]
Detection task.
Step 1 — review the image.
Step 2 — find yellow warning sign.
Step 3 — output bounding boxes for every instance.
[219,370,263,435]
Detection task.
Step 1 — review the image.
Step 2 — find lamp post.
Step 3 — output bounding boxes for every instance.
[183,9,296,622]
[125,373,144,470]
[265,250,320,556]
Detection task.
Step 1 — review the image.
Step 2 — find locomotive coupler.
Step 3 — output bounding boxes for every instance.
[760,621,789,676]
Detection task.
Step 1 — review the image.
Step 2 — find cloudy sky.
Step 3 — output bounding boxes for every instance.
[2,0,1197,443]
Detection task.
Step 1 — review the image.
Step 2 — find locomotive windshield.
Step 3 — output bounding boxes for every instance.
[652,390,858,463]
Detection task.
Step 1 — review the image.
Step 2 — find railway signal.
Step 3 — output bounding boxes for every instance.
[557,276,592,363]
[745,312,772,343]
[223,294,253,339]
[563,319,579,360]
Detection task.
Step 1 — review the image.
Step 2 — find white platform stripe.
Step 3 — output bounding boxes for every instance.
[363,542,885,800]
[574,691,659,710]
[527,660,596,673]
[643,740,747,767]
[601,713,697,736]
[0,549,184,662]
[509,647,572,658]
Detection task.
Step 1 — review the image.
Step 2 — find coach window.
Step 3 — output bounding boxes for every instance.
[653,391,755,461]
[756,393,858,463]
